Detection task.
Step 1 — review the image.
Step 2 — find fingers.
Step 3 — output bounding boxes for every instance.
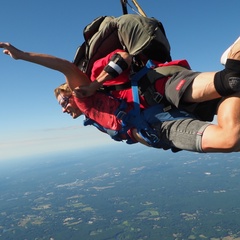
[0,43,11,56]
[74,89,87,98]
[0,43,11,55]
[0,42,10,49]
[0,42,21,59]
[3,49,10,55]
[73,87,87,98]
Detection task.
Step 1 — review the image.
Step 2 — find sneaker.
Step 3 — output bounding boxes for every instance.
[220,36,240,65]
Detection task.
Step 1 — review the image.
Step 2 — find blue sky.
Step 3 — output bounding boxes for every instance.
[0,0,240,161]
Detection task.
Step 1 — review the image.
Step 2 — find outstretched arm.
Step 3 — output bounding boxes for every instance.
[0,42,90,90]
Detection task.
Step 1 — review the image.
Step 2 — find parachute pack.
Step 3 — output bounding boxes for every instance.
[73,14,172,77]
[72,2,184,152]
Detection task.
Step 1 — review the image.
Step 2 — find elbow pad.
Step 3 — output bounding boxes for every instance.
[104,53,129,78]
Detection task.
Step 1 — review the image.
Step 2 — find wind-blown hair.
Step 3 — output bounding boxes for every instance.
[54,83,72,99]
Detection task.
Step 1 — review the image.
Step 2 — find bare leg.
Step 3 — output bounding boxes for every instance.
[183,37,240,103]
[201,92,240,152]
[182,72,221,102]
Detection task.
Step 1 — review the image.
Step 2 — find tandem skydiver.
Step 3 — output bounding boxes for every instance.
[1,39,240,153]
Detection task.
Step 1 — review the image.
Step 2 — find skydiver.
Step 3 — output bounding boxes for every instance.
[72,36,240,152]
[0,40,240,153]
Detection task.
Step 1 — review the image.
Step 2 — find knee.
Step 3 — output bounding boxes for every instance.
[222,131,240,152]
[201,124,240,153]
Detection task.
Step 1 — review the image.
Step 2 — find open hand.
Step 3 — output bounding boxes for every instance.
[0,42,23,60]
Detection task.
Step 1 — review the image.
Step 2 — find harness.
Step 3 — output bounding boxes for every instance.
[81,59,164,147]
[100,62,190,108]
[83,89,166,148]
[116,60,164,147]
[92,60,191,152]
[72,2,187,151]
[84,61,187,151]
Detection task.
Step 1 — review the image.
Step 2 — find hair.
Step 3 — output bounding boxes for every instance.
[54,83,72,99]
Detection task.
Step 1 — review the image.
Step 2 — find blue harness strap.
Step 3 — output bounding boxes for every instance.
[83,116,135,144]
[83,60,188,151]
[127,60,165,147]
[130,60,155,115]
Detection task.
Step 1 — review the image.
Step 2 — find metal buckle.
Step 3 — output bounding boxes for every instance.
[163,105,172,112]
[153,92,163,103]
[116,110,127,120]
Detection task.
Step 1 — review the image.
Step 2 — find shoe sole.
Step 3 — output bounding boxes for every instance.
[220,36,240,65]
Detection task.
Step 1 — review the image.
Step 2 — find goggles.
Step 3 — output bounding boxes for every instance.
[59,94,71,108]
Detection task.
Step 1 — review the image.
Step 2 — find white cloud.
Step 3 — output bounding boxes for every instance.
[0,125,115,161]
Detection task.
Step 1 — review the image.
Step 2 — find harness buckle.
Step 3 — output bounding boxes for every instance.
[153,92,163,103]
[116,110,127,120]
[163,105,172,112]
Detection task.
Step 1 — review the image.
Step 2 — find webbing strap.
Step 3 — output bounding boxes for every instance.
[120,0,147,17]
[130,60,155,116]
[120,0,128,14]
[131,0,147,17]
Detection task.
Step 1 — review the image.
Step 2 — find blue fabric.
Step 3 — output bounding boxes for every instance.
[142,104,195,125]
[130,60,155,116]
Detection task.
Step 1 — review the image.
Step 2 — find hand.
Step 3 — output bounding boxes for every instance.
[73,85,96,98]
[0,42,23,60]
[73,80,101,98]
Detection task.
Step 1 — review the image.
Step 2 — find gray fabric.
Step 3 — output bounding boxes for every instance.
[115,14,170,57]
[140,65,191,106]
[152,119,211,152]
[164,70,220,121]
[165,70,201,107]
[73,14,172,76]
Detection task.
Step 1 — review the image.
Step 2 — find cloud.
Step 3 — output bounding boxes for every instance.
[0,125,115,162]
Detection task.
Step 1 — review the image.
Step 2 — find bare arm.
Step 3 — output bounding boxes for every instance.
[0,43,155,148]
[0,42,90,90]
[74,51,133,97]
[95,51,132,84]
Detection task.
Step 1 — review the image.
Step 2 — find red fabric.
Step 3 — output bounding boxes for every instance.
[153,59,191,95]
[73,92,128,131]
[76,52,191,141]
[152,59,191,69]
[154,77,169,95]
[91,49,130,85]
[91,50,191,109]
[91,49,148,108]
